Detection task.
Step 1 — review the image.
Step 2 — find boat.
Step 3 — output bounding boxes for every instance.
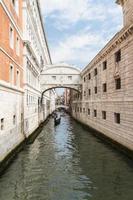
[54,115,61,126]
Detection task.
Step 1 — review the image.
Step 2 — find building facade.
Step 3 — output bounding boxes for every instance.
[0,0,24,161]
[23,0,55,137]
[71,0,133,151]
[0,0,56,163]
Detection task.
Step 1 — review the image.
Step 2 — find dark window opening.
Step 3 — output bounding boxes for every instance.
[88,73,91,80]
[102,111,106,120]
[115,78,121,90]
[88,89,91,96]
[83,108,85,113]
[88,109,90,115]
[94,68,98,76]
[1,118,4,130]
[114,113,121,124]
[103,61,107,70]
[115,50,121,63]
[94,87,97,94]
[103,83,107,92]
[94,110,97,117]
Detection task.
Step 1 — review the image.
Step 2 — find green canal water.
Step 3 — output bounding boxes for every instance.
[0,114,133,200]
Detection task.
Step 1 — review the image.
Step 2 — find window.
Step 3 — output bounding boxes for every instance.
[115,50,121,63]
[88,73,91,80]
[84,77,86,82]
[52,76,56,80]
[94,86,97,94]
[115,78,121,90]
[12,0,15,6]
[88,109,90,115]
[103,83,107,92]
[114,113,121,124]
[13,115,16,125]
[80,108,82,113]
[94,68,97,76]
[88,89,91,96]
[103,61,107,70]
[94,110,97,117]
[0,118,4,130]
[102,111,106,120]
[16,36,20,56]
[84,91,86,96]
[16,70,20,87]
[9,26,14,49]
[12,0,19,15]
[10,65,14,85]
[68,76,72,80]
[83,108,85,113]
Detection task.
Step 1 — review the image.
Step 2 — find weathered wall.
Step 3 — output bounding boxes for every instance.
[71,14,133,151]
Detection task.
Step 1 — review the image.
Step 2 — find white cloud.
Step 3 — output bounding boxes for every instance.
[40,0,123,67]
[50,30,109,68]
[41,0,122,29]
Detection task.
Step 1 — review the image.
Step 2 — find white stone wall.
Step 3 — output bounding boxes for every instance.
[23,0,55,137]
[0,84,24,162]
[71,23,133,151]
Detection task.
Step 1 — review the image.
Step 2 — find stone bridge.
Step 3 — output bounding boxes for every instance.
[40,63,82,94]
[55,105,69,110]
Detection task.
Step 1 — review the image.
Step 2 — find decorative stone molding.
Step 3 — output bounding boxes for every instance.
[82,24,133,75]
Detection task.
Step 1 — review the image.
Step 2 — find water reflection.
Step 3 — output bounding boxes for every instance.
[0,114,133,200]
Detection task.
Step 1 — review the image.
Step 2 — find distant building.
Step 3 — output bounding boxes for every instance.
[64,89,71,106]
[71,0,133,151]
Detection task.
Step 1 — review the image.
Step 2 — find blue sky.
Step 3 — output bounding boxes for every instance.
[41,0,123,69]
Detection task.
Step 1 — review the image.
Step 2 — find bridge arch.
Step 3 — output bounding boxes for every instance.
[40,63,82,93]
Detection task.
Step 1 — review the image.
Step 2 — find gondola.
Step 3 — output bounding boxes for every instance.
[54,116,61,126]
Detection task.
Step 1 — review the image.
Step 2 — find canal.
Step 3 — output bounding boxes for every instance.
[0,113,133,200]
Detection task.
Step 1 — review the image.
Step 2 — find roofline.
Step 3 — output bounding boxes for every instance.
[36,0,52,64]
[42,64,81,73]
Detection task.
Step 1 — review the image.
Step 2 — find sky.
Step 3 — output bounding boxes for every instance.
[40,0,123,70]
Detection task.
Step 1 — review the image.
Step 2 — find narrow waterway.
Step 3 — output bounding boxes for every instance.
[0,113,133,200]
